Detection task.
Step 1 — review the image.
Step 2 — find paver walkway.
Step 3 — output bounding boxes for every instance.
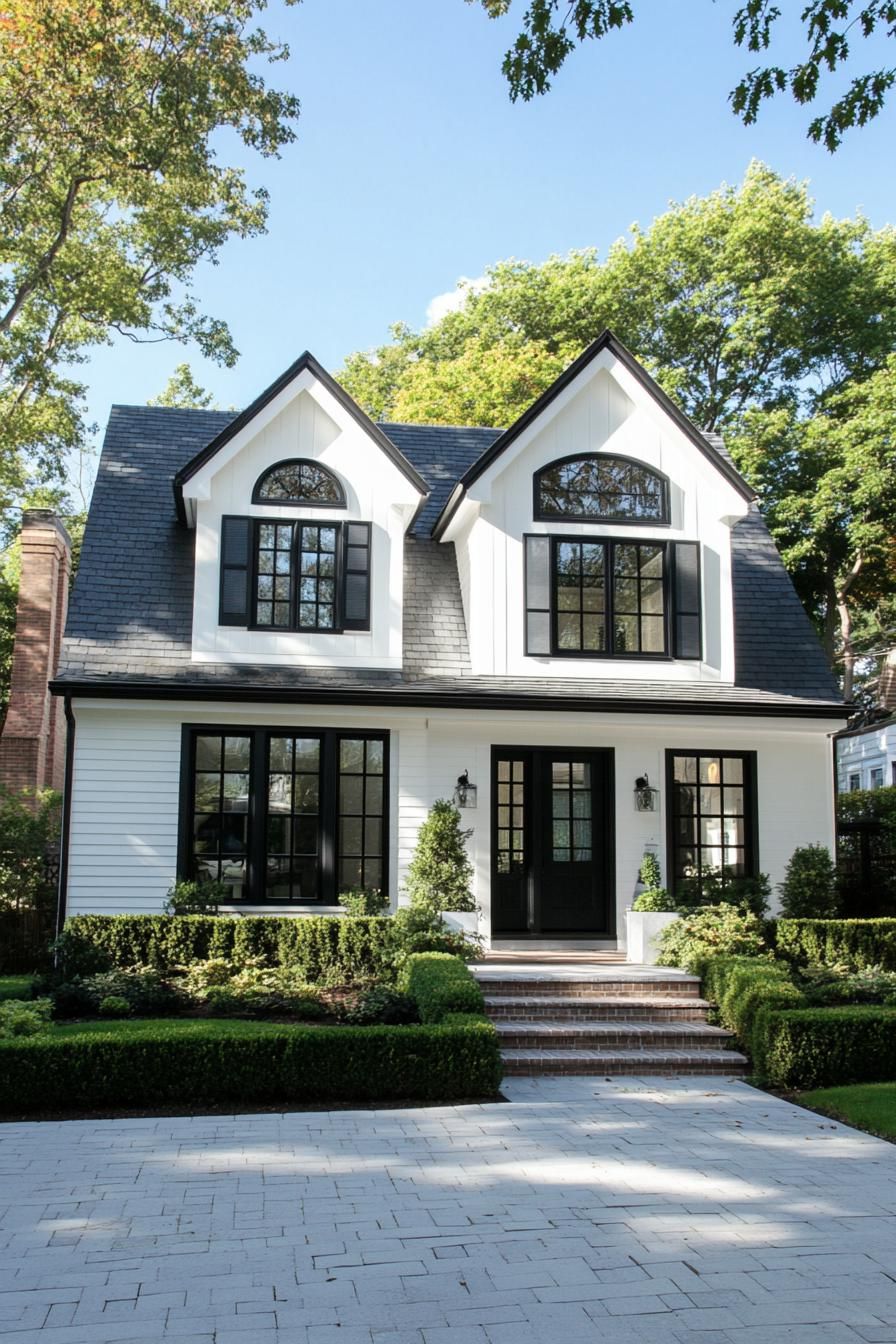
[2,1077,896,1343]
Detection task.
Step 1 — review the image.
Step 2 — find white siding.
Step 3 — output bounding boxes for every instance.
[67,698,840,939]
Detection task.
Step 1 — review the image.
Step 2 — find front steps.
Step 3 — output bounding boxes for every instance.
[471,962,748,1077]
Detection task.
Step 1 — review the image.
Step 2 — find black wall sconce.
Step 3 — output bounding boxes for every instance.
[454,769,477,809]
[634,773,659,812]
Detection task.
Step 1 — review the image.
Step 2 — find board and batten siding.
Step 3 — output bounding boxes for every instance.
[66,698,840,937]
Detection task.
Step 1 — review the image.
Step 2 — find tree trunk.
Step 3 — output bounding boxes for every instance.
[836,553,864,703]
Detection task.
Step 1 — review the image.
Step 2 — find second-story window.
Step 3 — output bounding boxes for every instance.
[535,454,669,522]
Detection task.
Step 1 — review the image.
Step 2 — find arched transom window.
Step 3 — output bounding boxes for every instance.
[253,458,346,507]
[535,454,668,522]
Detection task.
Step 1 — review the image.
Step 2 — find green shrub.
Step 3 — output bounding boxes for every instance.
[675,867,771,915]
[45,981,95,1019]
[344,986,419,1025]
[0,788,60,973]
[82,968,181,1015]
[388,905,479,967]
[797,962,896,1006]
[0,1018,503,1110]
[98,996,131,1019]
[163,879,225,915]
[775,919,896,971]
[339,887,390,916]
[657,904,767,970]
[0,997,52,1038]
[399,952,485,1022]
[778,845,840,919]
[695,955,805,1074]
[404,800,476,912]
[763,1006,896,1089]
[632,852,676,912]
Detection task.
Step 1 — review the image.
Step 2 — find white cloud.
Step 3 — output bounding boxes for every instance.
[425,274,490,327]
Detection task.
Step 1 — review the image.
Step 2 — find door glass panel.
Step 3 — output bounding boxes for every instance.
[191,733,251,900]
[551,759,592,862]
[266,735,321,901]
[496,759,525,874]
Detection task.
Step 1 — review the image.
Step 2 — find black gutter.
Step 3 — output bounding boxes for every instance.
[49,679,851,720]
[55,696,75,938]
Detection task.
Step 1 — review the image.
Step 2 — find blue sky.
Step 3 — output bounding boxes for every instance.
[81,0,896,444]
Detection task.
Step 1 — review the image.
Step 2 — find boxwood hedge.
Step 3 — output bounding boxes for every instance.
[762,1006,896,1090]
[398,951,485,1021]
[775,919,896,971]
[695,955,806,1076]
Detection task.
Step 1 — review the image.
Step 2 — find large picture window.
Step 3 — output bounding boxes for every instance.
[181,727,388,905]
[667,751,756,897]
[551,537,666,656]
[535,454,668,522]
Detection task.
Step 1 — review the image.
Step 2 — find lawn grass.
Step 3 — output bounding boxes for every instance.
[0,976,33,1001]
[48,1017,300,1040]
[797,1082,896,1141]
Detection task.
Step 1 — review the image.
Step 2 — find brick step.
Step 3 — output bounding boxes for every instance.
[475,976,702,999]
[494,1021,733,1050]
[483,995,711,1022]
[500,1048,749,1077]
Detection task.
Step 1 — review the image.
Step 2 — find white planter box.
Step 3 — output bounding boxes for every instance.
[625,910,680,965]
[441,910,479,937]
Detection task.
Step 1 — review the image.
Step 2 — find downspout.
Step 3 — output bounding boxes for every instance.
[55,696,75,940]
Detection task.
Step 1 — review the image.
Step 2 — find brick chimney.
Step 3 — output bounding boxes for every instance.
[0,510,71,795]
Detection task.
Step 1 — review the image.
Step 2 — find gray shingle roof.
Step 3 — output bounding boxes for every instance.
[55,405,843,714]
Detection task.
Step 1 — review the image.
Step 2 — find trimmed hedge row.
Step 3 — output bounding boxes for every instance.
[763,1006,896,1090]
[63,914,394,981]
[697,953,896,1088]
[399,952,485,1022]
[775,919,896,971]
[0,1019,503,1110]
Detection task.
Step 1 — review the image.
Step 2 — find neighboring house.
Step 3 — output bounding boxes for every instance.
[51,331,847,947]
[835,651,896,794]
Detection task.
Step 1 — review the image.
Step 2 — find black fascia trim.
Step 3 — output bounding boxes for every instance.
[55,696,75,938]
[50,679,852,719]
[251,458,347,508]
[533,451,671,525]
[172,351,429,518]
[431,329,756,539]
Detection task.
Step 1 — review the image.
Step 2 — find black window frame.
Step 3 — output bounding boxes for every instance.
[548,534,670,660]
[249,518,372,634]
[665,749,758,899]
[252,458,346,508]
[534,453,670,525]
[178,725,389,906]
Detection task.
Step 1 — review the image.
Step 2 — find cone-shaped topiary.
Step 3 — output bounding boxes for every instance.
[405,800,476,912]
[778,844,840,918]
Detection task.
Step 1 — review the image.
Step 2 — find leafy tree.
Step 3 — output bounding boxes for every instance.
[340,165,896,691]
[470,0,896,149]
[0,0,300,506]
[148,364,218,411]
[404,800,477,912]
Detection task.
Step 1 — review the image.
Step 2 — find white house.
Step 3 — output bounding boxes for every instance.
[52,332,848,948]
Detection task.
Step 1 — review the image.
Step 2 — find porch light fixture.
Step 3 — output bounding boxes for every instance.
[454,769,477,809]
[634,773,659,812]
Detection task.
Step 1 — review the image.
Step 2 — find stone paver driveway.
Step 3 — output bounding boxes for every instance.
[2,1076,896,1343]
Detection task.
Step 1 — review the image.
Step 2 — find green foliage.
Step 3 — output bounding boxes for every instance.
[148,364,217,410]
[776,919,896,971]
[632,851,675,911]
[404,800,476,913]
[98,996,131,1019]
[676,868,771,916]
[763,1005,896,1089]
[339,887,391,917]
[695,955,806,1075]
[343,987,419,1026]
[0,996,52,1038]
[657,904,767,970]
[163,880,225,916]
[0,789,61,968]
[81,968,181,1016]
[398,952,486,1023]
[796,1083,896,1140]
[473,0,896,148]
[388,905,480,967]
[0,975,33,1001]
[798,962,896,1006]
[778,845,840,919]
[0,1017,503,1111]
[837,786,896,908]
[638,853,661,888]
[184,961,325,1019]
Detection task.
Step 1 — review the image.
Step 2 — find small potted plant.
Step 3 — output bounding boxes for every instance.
[404,799,479,936]
[625,853,679,964]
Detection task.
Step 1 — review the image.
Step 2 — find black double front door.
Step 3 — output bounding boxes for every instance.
[490,747,614,937]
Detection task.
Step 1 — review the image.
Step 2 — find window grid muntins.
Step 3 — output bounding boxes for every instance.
[299,525,337,630]
[537,456,667,521]
[671,754,747,887]
[496,759,526,876]
[551,761,592,863]
[191,734,251,898]
[551,539,666,655]
[267,736,321,901]
[555,541,605,652]
[256,523,293,627]
[614,543,665,653]
[255,459,344,506]
[338,737,385,892]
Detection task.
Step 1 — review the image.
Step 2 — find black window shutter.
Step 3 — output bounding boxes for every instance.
[219,516,253,627]
[524,535,552,655]
[672,541,702,659]
[342,522,372,631]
